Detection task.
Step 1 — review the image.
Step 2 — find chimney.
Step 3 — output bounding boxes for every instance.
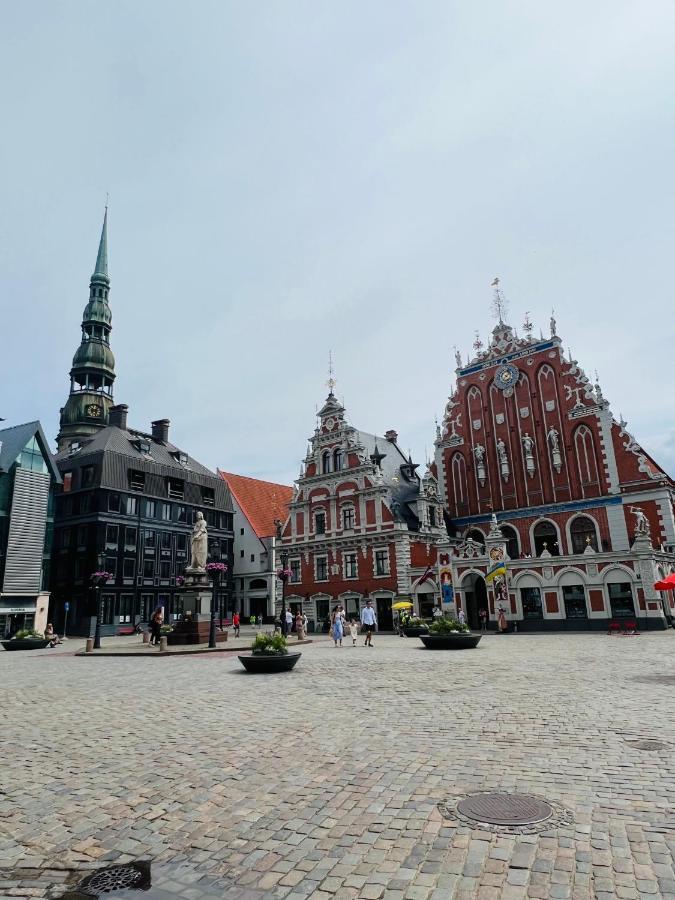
[385,429,398,443]
[109,404,128,430]
[151,418,170,444]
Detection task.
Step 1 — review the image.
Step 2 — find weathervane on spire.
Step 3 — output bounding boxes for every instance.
[491,277,508,325]
[327,350,336,394]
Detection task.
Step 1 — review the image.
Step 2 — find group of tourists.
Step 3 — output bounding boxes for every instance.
[330,599,377,647]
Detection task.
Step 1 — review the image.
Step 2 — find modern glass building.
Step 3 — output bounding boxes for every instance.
[0,422,61,636]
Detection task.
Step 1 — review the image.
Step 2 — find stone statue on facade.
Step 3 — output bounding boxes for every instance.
[550,313,557,337]
[497,439,508,464]
[629,506,650,535]
[522,433,534,455]
[190,511,208,570]
[547,427,559,452]
[474,443,485,462]
[455,348,462,367]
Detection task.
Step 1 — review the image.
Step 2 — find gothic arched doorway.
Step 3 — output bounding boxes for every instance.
[461,573,488,630]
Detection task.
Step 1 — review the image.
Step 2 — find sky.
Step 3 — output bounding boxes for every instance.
[1,1,675,485]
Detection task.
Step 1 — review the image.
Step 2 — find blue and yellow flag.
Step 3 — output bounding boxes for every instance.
[486,561,507,583]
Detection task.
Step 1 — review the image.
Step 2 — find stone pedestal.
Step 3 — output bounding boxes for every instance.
[168,583,227,645]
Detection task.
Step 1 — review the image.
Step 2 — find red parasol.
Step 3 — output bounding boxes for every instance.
[654,573,675,591]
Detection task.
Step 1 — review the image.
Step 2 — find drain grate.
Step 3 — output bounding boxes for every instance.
[439,791,574,835]
[626,739,668,751]
[64,861,151,897]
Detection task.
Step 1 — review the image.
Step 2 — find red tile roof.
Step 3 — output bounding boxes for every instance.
[218,471,293,539]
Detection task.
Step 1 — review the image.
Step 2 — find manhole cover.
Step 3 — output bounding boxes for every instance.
[69,862,151,896]
[626,739,668,751]
[456,792,553,826]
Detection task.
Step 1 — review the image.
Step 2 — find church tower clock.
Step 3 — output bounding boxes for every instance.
[56,208,116,452]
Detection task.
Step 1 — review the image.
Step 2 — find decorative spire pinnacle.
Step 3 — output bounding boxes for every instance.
[523,311,533,337]
[92,205,109,282]
[370,443,386,469]
[491,276,508,325]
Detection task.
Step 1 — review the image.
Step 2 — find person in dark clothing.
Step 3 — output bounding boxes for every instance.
[150,607,163,645]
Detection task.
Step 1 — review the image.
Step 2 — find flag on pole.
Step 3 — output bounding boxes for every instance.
[486,561,507,583]
[418,565,435,585]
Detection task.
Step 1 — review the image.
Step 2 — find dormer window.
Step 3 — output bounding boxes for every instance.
[134,438,152,455]
[172,451,189,467]
[202,487,215,507]
[167,478,184,500]
[129,470,145,492]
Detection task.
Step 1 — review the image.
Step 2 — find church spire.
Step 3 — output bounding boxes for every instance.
[92,205,109,282]
[56,208,116,452]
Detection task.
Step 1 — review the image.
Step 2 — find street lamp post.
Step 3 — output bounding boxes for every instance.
[92,551,107,650]
[277,549,290,636]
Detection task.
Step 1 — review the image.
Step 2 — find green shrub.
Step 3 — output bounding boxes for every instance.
[252,632,288,655]
[14,629,42,640]
[159,624,173,634]
[429,617,470,634]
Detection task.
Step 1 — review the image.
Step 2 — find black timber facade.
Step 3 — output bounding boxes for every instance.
[51,410,234,636]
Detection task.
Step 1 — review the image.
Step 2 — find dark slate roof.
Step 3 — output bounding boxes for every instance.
[0,421,61,481]
[354,430,421,531]
[54,424,216,478]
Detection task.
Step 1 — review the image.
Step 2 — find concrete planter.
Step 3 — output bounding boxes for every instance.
[2,639,50,651]
[403,626,429,637]
[419,633,482,650]
[238,652,301,673]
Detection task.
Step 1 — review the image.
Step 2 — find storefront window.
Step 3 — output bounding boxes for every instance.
[521,587,543,619]
[608,582,635,618]
[562,584,587,619]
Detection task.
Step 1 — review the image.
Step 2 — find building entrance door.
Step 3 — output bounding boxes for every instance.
[375,597,393,631]
[462,574,487,630]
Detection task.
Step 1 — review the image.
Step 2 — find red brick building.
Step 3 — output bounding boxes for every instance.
[279,389,445,630]
[434,299,675,630]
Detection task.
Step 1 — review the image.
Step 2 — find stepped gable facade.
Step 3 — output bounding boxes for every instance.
[434,298,675,630]
[279,389,445,630]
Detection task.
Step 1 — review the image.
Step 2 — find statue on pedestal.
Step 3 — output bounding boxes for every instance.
[190,511,208,570]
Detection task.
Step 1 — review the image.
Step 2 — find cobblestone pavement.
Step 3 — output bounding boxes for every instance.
[3,632,675,899]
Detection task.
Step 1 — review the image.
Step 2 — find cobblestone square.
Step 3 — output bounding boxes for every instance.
[3,631,675,898]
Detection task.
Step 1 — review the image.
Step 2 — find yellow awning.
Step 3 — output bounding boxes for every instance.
[392,601,414,610]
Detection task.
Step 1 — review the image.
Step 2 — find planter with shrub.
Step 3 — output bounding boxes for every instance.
[402,617,430,637]
[419,617,481,650]
[238,632,301,673]
[2,629,50,651]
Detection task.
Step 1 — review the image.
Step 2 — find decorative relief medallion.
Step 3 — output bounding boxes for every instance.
[545,400,556,412]
[495,413,505,425]
[519,407,530,418]
[489,546,505,561]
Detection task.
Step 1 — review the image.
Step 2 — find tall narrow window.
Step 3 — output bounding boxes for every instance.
[321,451,331,474]
[333,448,343,471]
[342,506,355,530]
[315,511,326,534]
[375,549,389,576]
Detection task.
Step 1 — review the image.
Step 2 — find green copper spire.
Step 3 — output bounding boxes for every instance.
[57,208,116,452]
[92,206,109,282]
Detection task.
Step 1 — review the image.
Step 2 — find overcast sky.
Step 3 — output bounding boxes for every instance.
[2,1,674,485]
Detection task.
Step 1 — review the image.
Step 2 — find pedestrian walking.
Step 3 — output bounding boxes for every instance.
[360,599,377,646]
[295,610,304,639]
[479,608,488,632]
[458,608,466,626]
[349,619,358,646]
[232,610,240,638]
[301,611,308,634]
[285,608,293,632]
[150,607,163,646]
[331,605,343,647]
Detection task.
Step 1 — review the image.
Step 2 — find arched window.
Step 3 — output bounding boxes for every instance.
[570,516,598,554]
[333,448,343,471]
[533,520,559,556]
[321,451,331,474]
[500,525,520,559]
[466,528,485,547]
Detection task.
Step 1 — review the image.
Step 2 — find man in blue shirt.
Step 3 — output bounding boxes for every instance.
[360,600,377,647]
